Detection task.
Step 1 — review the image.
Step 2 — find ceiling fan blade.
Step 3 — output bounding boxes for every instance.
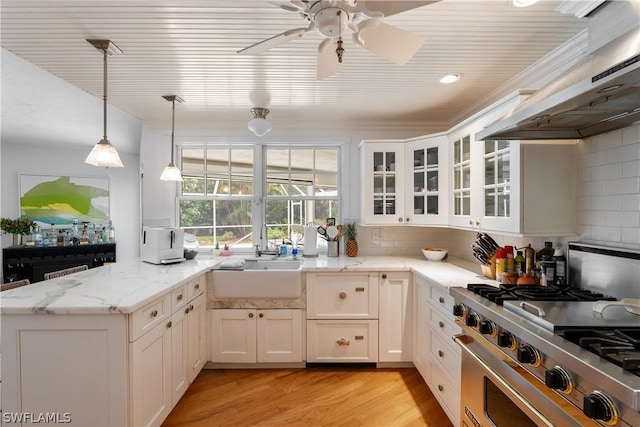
[357,20,425,65]
[362,1,441,18]
[237,27,309,55]
[317,38,343,80]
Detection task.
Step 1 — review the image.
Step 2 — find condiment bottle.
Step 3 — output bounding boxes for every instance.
[504,245,515,272]
[553,247,567,286]
[524,244,535,276]
[495,248,506,282]
[536,241,554,263]
[514,251,525,276]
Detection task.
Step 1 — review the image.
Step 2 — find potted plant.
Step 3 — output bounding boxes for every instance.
[345,221,358,257]
[1,217,34,246]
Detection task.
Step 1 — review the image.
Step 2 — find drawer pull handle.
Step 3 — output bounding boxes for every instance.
[166,321,172,328]
[339,292,347,299]
[259,313,264,318]
[355,335,364,340]
[336,338,350,346]
[190,304,194,311]
[151,310,158,318]
[439,297,445,304]
[355,287,365,292]
[438,384,444,392]
[381,274,387,279]
[195,284,200,290]
[438,350,444,358]
[439,321,445,328]
[248,313,254,318]
[185,307,190,314]
[177,294,183,301]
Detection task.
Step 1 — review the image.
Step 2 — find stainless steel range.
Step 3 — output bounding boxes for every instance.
[450,242,640,427]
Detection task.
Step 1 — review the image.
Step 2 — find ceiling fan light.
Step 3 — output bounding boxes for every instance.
[439,73,461,84]
[85,138,124,168]
[160,162,183,181]
[248,107,272,137]
[512,0,539,7]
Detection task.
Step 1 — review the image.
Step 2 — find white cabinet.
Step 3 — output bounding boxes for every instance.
[210,308,303,364]
[187,292,207,382]
[412,273,461,427]
[307,272,379,363]
[360,141,406,225]
[405,134,449,225]
[378,272,412,362]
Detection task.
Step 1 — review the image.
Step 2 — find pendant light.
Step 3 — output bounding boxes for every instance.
[247,107,272,137]
[85,39,124,168]
[160,95,184,181]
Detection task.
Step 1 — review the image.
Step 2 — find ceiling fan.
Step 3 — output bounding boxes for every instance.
[237,0,441,79]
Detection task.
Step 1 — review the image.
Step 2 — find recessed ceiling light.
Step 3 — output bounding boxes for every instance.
[439,73,461,84]
[513,0,539,7]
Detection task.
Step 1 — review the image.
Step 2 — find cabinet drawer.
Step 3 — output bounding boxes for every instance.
[307,273,378,319]
[429,306,461,342]
[429,284,455,316]
[130,294,172,342]
[187,275,205,301]
[430,329,461,384]
[172,284,188,312]
[430,363,460,426]
[307,320,378,363]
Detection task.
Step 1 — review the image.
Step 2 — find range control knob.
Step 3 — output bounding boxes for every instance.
[465,313,481,329]
[545,366,573,394]
[479,320,498,337]
[583,391,619,425]
[497,331,518,350]
[452,303,468,318]
[517,344,542,367]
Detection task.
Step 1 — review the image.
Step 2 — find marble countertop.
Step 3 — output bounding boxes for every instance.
[1,254,496,315]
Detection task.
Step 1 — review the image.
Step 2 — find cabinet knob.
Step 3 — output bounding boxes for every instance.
[439,296,445,304]
[336,338,350,346]
[259,313,264,318]
[438,350,444,358]
[439,321,445,328]
[339,292,347,299]
[381,274,387,279]
[190,304,194,311]
[166,321,172,328]
[195,284,200,290]
[177,294,183,301]
[469,220,474,225]
[248,313,254,318]
[406,218,410,222]
[185,307,190,314]
[151,309,158,318]
[438,384,444,392]
[398,217,403,222]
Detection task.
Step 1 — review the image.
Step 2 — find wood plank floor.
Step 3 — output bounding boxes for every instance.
[162,367,453,427]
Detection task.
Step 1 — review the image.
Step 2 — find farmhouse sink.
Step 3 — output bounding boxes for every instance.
[211,259,302,299]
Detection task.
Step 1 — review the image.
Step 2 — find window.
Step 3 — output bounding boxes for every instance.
[178,144,340,250]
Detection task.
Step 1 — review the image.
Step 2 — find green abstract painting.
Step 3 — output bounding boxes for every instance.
[20,175,110,226]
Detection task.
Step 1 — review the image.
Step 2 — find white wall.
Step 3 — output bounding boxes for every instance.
[1,143,141,264]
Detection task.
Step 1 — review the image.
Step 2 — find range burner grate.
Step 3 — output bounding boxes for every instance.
[561,329,640,374]
[467,283,616,306]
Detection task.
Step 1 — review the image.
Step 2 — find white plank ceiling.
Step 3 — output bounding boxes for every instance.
[1,0,588,138]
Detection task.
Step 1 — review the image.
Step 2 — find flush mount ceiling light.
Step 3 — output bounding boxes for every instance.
[160,95,184,182]
[248,107,272,137]
[439,73,461,84]
[513,0,539,7]
[85,39,124,168]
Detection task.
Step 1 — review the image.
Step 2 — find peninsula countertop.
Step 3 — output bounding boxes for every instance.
[0,254,495,315]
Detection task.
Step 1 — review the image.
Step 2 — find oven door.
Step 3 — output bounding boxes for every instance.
[454,331,597,427]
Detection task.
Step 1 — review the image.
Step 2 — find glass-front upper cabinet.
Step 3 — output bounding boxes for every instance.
[405,134,448,225]
[360,141,405,225]
[452,135,471,219]
[483,140,511,219]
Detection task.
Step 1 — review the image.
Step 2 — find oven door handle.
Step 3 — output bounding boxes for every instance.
[453,334,555,427]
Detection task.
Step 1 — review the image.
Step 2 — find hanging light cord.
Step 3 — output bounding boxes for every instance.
[101,47,108,141]
[170,98,176,164]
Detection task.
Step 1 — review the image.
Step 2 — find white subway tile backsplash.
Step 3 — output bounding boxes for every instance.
[622,160,640,178]
[621,227,640,246]
[622,125,640,145]
[579,151,607,168]
[605,177,640,195]
[578,210,606,226]
[606,144,640,164]
[621,194,640,211]
[590,225,622,243]
[605,211,640,228]
[591,195,621,211]
[592,131,622,152]
[590,164,622,181]
[577,196,592,211]
[578,181,607,196]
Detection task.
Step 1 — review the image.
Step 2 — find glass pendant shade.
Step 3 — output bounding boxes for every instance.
[160,162,183,181]
[85,138,124,168]
[248,107,272,137]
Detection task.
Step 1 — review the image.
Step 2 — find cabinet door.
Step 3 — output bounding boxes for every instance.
[210,309,257,363]
[171,306,189,406]
[412,276,431,383]
[379,272,412,362]
[256,309,303,363]
[360,141,405,225]
[405,135,448,225]
[307,272,379,319]
[130,319,172,427]
[187,293,207,382]
[307,320,378,363]
[449,134,474,229]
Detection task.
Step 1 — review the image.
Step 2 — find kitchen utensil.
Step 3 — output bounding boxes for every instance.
[593,298,640,315]
[317,226,327,237]
[326,225,339,240]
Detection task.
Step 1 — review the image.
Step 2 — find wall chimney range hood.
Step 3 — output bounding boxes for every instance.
[476,2,640,141]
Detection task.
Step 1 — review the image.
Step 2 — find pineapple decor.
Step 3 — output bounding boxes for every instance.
[345,221,358,257]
